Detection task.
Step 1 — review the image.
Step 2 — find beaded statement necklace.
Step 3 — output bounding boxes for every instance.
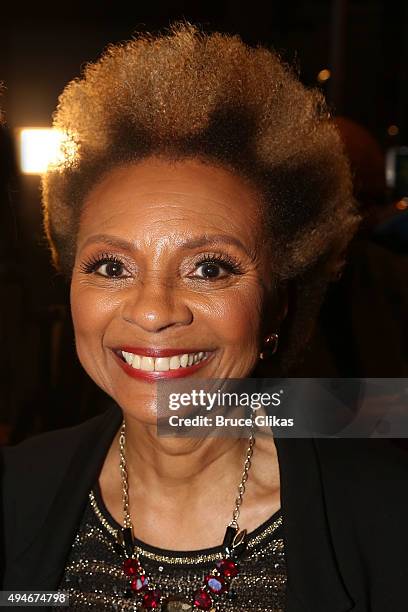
[115,420,255,611]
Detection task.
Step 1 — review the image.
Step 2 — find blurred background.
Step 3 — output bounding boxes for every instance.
[0,0,407,443]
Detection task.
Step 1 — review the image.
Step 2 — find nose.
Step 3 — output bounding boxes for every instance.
[120,280,193,333]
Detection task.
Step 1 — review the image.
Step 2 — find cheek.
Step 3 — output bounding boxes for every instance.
[70,281,122,396]
[70,281,115,353]
[198,286,263,347]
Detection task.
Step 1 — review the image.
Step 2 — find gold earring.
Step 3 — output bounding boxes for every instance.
[259,332,279,360]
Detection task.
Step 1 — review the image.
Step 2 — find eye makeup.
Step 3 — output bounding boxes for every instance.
[191,252,244,276]
[78,248,246,281]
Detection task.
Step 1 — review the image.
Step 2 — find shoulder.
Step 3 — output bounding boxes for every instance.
[314,437,408,506]
[271,437,408,608]
[2,412,101,470]
[314,438,408,553]
[0,403,122,587]
[315,439,408,607]
[314,437,408,483]
[1,403,121,493]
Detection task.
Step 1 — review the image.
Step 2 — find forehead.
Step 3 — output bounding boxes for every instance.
[78,157,264,248]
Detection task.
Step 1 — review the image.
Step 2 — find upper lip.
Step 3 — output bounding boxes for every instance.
[113,346,213,357]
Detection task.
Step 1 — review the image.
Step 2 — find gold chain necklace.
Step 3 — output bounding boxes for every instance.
[117,419,255,611]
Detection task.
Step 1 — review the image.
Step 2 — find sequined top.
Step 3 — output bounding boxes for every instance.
[56,483,287,611]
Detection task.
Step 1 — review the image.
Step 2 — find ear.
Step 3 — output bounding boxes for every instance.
[261,281,289,336]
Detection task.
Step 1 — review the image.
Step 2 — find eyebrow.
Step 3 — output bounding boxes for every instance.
[79,233,251,256]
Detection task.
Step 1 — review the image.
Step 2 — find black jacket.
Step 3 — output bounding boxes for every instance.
[1,401,408,612]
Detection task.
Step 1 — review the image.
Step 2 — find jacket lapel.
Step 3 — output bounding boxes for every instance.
[5,402,123,590]
[275,437,355,612]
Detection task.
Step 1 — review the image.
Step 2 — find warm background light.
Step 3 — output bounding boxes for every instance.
[387,124,399,137]
[317,68,331,83]
[19,128,65,175]
[395,197,408,211]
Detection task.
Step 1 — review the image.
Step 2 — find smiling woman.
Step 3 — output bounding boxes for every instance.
[2,21,408,612]
[41,23,359,376]
[70,158,272,419]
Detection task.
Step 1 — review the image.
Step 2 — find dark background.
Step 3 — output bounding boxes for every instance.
[2,1,407,141]
[0,0,407,443]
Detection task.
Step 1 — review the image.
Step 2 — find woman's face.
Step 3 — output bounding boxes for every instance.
[71,157,281,421]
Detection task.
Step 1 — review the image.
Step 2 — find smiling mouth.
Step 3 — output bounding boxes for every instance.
[114,349,212,373]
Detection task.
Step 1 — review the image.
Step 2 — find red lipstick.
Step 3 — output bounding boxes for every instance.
[111,349,215,382]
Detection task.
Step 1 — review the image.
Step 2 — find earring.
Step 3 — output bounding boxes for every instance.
[259,333,279,360]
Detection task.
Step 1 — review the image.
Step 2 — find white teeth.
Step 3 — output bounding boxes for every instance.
[170,356,181,369]
[141,356,154,371]
[155,357,170,372]
[122,351,134,366]
[132,354,141,369]
[120,350,209,372]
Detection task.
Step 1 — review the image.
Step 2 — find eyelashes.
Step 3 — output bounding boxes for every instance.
[79,250,245,280]
[195,253,243,276]
[79,252,127,277]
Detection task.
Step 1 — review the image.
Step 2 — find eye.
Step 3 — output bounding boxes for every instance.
[80,254,130,279]
[97,260,126,278]
[191,255,243,280]
[195,261,227,279]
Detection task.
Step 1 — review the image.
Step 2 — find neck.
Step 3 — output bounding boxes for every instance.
[123,414,249,496]
[99,411,280,549]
